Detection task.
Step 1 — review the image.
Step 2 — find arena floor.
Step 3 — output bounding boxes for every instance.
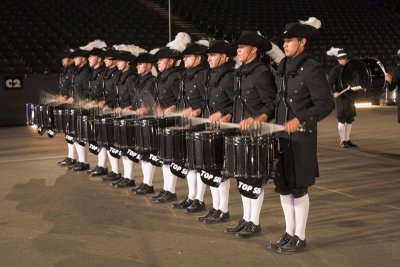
[0,106,399,267]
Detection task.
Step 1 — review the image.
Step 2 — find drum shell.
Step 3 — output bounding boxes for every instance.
[224,135,274,179]
[99,117,115,148]
[77,115,96,143]
[25,103,34,125]
[52,108,67,133]
[186,130,225,171]
[114,118,136,150]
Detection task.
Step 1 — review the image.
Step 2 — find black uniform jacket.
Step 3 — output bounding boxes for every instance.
[131,72,156,111]
[103,67,121,108]
[208,61,235,116]
[72,64,91,100]
[275,52,334,187]
[89,65,106,101]
[233,58,277,122]
[180,64,208,112]
[59,64,76,97]
[116,69,137,108]
[156,66,182,109]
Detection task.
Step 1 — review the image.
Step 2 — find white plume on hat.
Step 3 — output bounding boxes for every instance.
[266,42,285,64]
[326,47,341,57]
[113,44,147,56]
[149,48,160,55]
[299,17,321,29]
[167,32,191,52]
[397,49,400,55]
[196,39,209,47]
[80,39,107,51]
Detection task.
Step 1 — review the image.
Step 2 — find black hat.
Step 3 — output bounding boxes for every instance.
[103,48,119,58]
[88,48,105,57]
[70,49,90,58]
[136,52,155,64]
[181,42,208,56]
[337,49,349,59]
[113,51,137,63]
[206,40,237,57]
[153,47,182,60]
[233,31,272,52]
[281,17,321,39]
[57,49,74,59]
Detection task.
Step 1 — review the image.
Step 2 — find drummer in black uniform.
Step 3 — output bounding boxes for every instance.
[151,32,190,204]
[57,49,77,167]
[327,48,358,148]
[223,31,277,239]
[267,17,334,253]
[172,40,209,213]
[68,46,92,172]
[102,46,138,188]
[196,40,236,224]
[88,47,121,177]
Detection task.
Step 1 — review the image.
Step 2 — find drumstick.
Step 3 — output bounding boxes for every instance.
[338,85,363,96]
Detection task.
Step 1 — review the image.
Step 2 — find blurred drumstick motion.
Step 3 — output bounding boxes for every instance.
[338,85,364,96]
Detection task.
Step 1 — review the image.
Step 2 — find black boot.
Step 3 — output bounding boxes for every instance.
[101,172,122,182]
[266,232,294,251]
[346,140,358,147]
[224,218,248,233]
[186,199,205,213]
[135,184,155,195]
[277,235,306,253]
[73,162,90,171]
[155,191,177,203]
[151,189,166,200]
[172,197,193,209]
[235,221,261,239]
[59,157,75,167]
[205,210,230,224]
[115,178,136,188]
[196,208,217,222]
[111,177,126,187]
[89,166,108,176]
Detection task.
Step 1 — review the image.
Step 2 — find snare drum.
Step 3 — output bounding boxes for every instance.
[77,115,96,144]
[53,108,67,133]
[224,134,275,180]
[25,103,34,126]
[99,117,115,148]
[114,118,136,150]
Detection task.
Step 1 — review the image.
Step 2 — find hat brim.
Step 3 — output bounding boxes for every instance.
[281,24,320,39]
[206,43,237,57]
[232,37,272,52]
[153,47,182,60]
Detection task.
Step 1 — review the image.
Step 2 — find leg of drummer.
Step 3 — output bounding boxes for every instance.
[338,122,347,147]
[59,143,76,167]
[236,190,263,239]
[101,151,121,182]
[89,148,108,176]
[135,161,156,195]
[172,170,196,209]
[204,179,230,224]
[224,194,250,234]
[115,156,136,188]
[186,172,206,213]
[155,165,177,203]
[73,142,90,171]
[198,186,219,222]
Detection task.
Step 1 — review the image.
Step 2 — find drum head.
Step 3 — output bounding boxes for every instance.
[341,58,385,99]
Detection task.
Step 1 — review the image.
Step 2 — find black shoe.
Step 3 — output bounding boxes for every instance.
[266,232,294,251]
[277,235,307,253]
[155,191,177,203]
[205,210,230,224]
[197,208,217,222]
[73,162,90,171]
[346,140,357,147]
[235,221,261,239]
[186,199,206,213]
[101,172,122,182]
[224,218,248,233]
[135,184,155,195]
[68,161,79,169]
[59,157,75,166]
[111,177,127,186]
[340,141,350,148]
[89,166,108,176]
[151,189,166,200]
[131,182,145,193]
[172,197,194,209]
[115,178,136,188]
